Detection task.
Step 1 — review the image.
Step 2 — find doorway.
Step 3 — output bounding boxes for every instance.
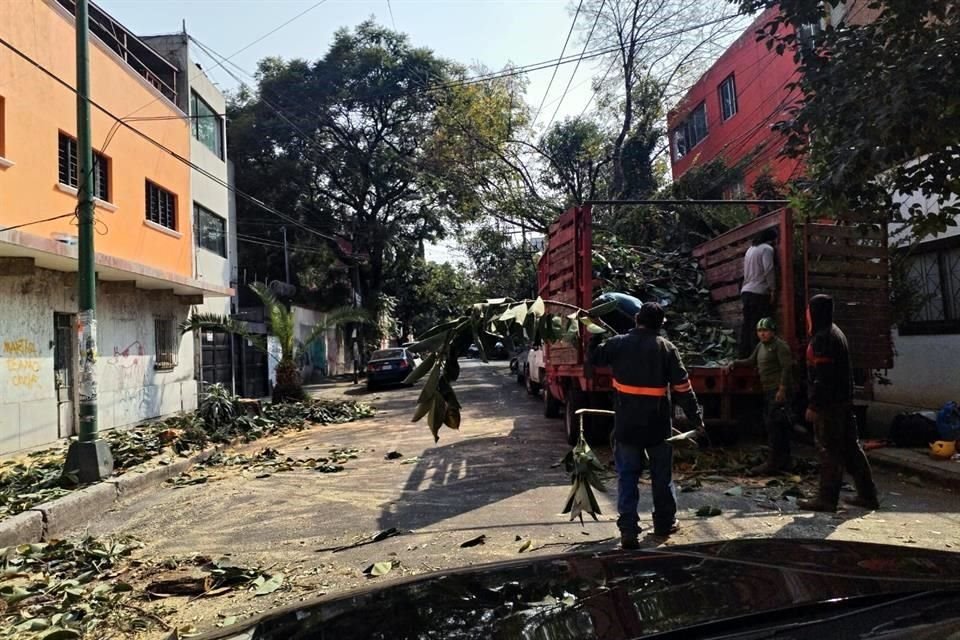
[54,312,77,438]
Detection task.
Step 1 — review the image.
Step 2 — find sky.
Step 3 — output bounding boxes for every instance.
[98,0,614,263]
[100,0,604,128]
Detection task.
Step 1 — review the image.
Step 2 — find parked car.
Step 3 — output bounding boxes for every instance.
[197,539,960,640]
[524,345,544,396]
[465,343,480,359]
[366,348,416,391]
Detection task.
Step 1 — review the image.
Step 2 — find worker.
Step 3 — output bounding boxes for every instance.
[798,294,879,512]
[739,228,777,357]
[589,302,706,548]
[726,317,795,475]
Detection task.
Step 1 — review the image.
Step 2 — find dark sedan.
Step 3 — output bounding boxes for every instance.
[198,539,960,639]
[366,348,416,390]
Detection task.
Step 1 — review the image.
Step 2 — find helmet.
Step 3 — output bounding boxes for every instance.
[929,440,956,460]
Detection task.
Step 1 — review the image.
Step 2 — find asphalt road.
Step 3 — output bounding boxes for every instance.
[77,359,960,637]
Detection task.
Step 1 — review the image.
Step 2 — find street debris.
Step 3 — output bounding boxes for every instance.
[696,505,723,517]
[518,539,533,553]
[165,446,363,487]
[319,528,406,554]
[384,451,403,460]
[0,398,374,520]
[363,561,395,578]
[561,437,607,525]
[459,535,486,548]
[593,240,735,364]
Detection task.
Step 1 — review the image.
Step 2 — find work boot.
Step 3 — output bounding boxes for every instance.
[653,519,680,537]
[620,533,640,550]
[797,497,837,513]
[843,495,880,510]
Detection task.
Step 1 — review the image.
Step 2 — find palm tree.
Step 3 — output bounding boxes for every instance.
[180,283,368,402]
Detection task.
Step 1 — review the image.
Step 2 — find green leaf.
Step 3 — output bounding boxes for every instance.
[579,317,607,334]
[428,395,448,442]
[445,353,461,382]
[530,297,546,317]
[367,561,393,577]
[511,302,528,326]
[588,299,619,316]
[411,400,431,423]
[403,352,437,385]
[253,572,284,595]
[417,362,442,406]
[16,618,50,632]
[220,616,238,627]
[407,331,449,355]
[415,318,463,341]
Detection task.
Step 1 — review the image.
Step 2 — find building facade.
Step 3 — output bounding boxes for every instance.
[0,0,231,454]
[666,6,802,195]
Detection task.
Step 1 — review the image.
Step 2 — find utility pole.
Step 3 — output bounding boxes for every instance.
[281,225,290,284]
[65,0,113,482]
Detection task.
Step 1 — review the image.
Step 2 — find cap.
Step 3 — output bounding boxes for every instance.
[756,317,776,331]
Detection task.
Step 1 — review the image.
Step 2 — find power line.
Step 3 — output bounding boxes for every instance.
[531,0,584,128]
[0,35,349,255]
[386,0,397,29]
[0,211,78,233]
[577,55,618,120]
[544,0,605,131]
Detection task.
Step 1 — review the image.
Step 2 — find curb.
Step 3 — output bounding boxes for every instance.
[1,445,224,547]
[868,450,960,493]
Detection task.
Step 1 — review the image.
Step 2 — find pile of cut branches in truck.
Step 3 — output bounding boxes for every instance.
[593,236,736,365]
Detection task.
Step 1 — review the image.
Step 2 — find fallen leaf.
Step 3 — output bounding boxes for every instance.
[460,535,486,548]
[218,616,237,627]
[253,573,284,595]
[518,539,532,553]
[724,486,744,496]
[384,451,403,460]
[364,561,393,577]
[696,505,723,517]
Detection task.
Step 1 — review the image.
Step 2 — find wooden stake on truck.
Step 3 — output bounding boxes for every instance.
[536,204,894,446]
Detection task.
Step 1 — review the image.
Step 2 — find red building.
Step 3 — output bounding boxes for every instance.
[667,6,803,196]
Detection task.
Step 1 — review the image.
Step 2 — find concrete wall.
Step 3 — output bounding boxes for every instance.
[292,306,350,379]
[0,269,195,454]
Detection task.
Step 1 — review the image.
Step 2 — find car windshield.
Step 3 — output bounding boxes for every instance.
[371,349,405,360]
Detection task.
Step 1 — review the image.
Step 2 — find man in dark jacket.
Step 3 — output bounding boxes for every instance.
[798,295,879,512]
[589,303,705,547]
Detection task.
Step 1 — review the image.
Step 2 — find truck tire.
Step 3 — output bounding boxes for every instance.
[544,386,561,419]
[525,365,540,396]
[564,388,585,446]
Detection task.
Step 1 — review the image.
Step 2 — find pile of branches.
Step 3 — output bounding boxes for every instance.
[0,391,374,519]
[594,239,736,364]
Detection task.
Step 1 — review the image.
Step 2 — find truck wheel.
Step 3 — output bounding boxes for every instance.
[544,387,561,419]
[525,366,540,396]
[564,388,585,446]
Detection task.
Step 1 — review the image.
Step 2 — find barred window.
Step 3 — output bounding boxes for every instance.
[145,180,177,230]
[58,132,110,201]
[154,318,177,369]
[901,238,960,335]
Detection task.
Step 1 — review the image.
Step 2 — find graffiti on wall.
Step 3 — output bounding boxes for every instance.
[106,341,147,385]
[3,339,41,388]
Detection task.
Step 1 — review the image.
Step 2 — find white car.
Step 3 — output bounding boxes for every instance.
[524,346,545,396]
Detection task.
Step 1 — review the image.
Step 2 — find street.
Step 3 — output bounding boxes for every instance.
[71,359,960,637]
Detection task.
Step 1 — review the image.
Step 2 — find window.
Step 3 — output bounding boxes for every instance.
[718,74,737,121]
[901,237,960,335]
[195,203,226,257]
[58,133,110,201]
[191,91,224,159]
[145,180,177,230]
[671,102,708,159]
[154,318,177,369]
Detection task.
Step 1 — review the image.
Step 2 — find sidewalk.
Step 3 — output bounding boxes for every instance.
[868,447,960,492]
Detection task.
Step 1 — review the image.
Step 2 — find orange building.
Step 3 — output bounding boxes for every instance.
[0,0,231,453]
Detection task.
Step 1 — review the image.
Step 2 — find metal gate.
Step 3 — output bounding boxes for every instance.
[199,330,233,391]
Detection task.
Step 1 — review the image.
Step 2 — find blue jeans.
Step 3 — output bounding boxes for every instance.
[615,441,677,535]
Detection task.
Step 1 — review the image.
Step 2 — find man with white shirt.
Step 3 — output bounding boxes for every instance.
[739,228,777,357]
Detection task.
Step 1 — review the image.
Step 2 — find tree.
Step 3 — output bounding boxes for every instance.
[391,259,482,339]
[726,0,960,238]
[180,283,367,402]
[539,117,612,206]
[463,225,538,302]
[578,0,750,198]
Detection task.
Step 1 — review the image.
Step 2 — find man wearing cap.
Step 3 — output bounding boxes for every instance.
[727,317,795,475]
[589,302,706,548]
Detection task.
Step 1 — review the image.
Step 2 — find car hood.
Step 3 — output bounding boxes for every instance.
[198,539,960,639]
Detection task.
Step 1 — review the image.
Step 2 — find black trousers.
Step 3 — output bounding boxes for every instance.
[814,404,878,506]
[740,291,772,357]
